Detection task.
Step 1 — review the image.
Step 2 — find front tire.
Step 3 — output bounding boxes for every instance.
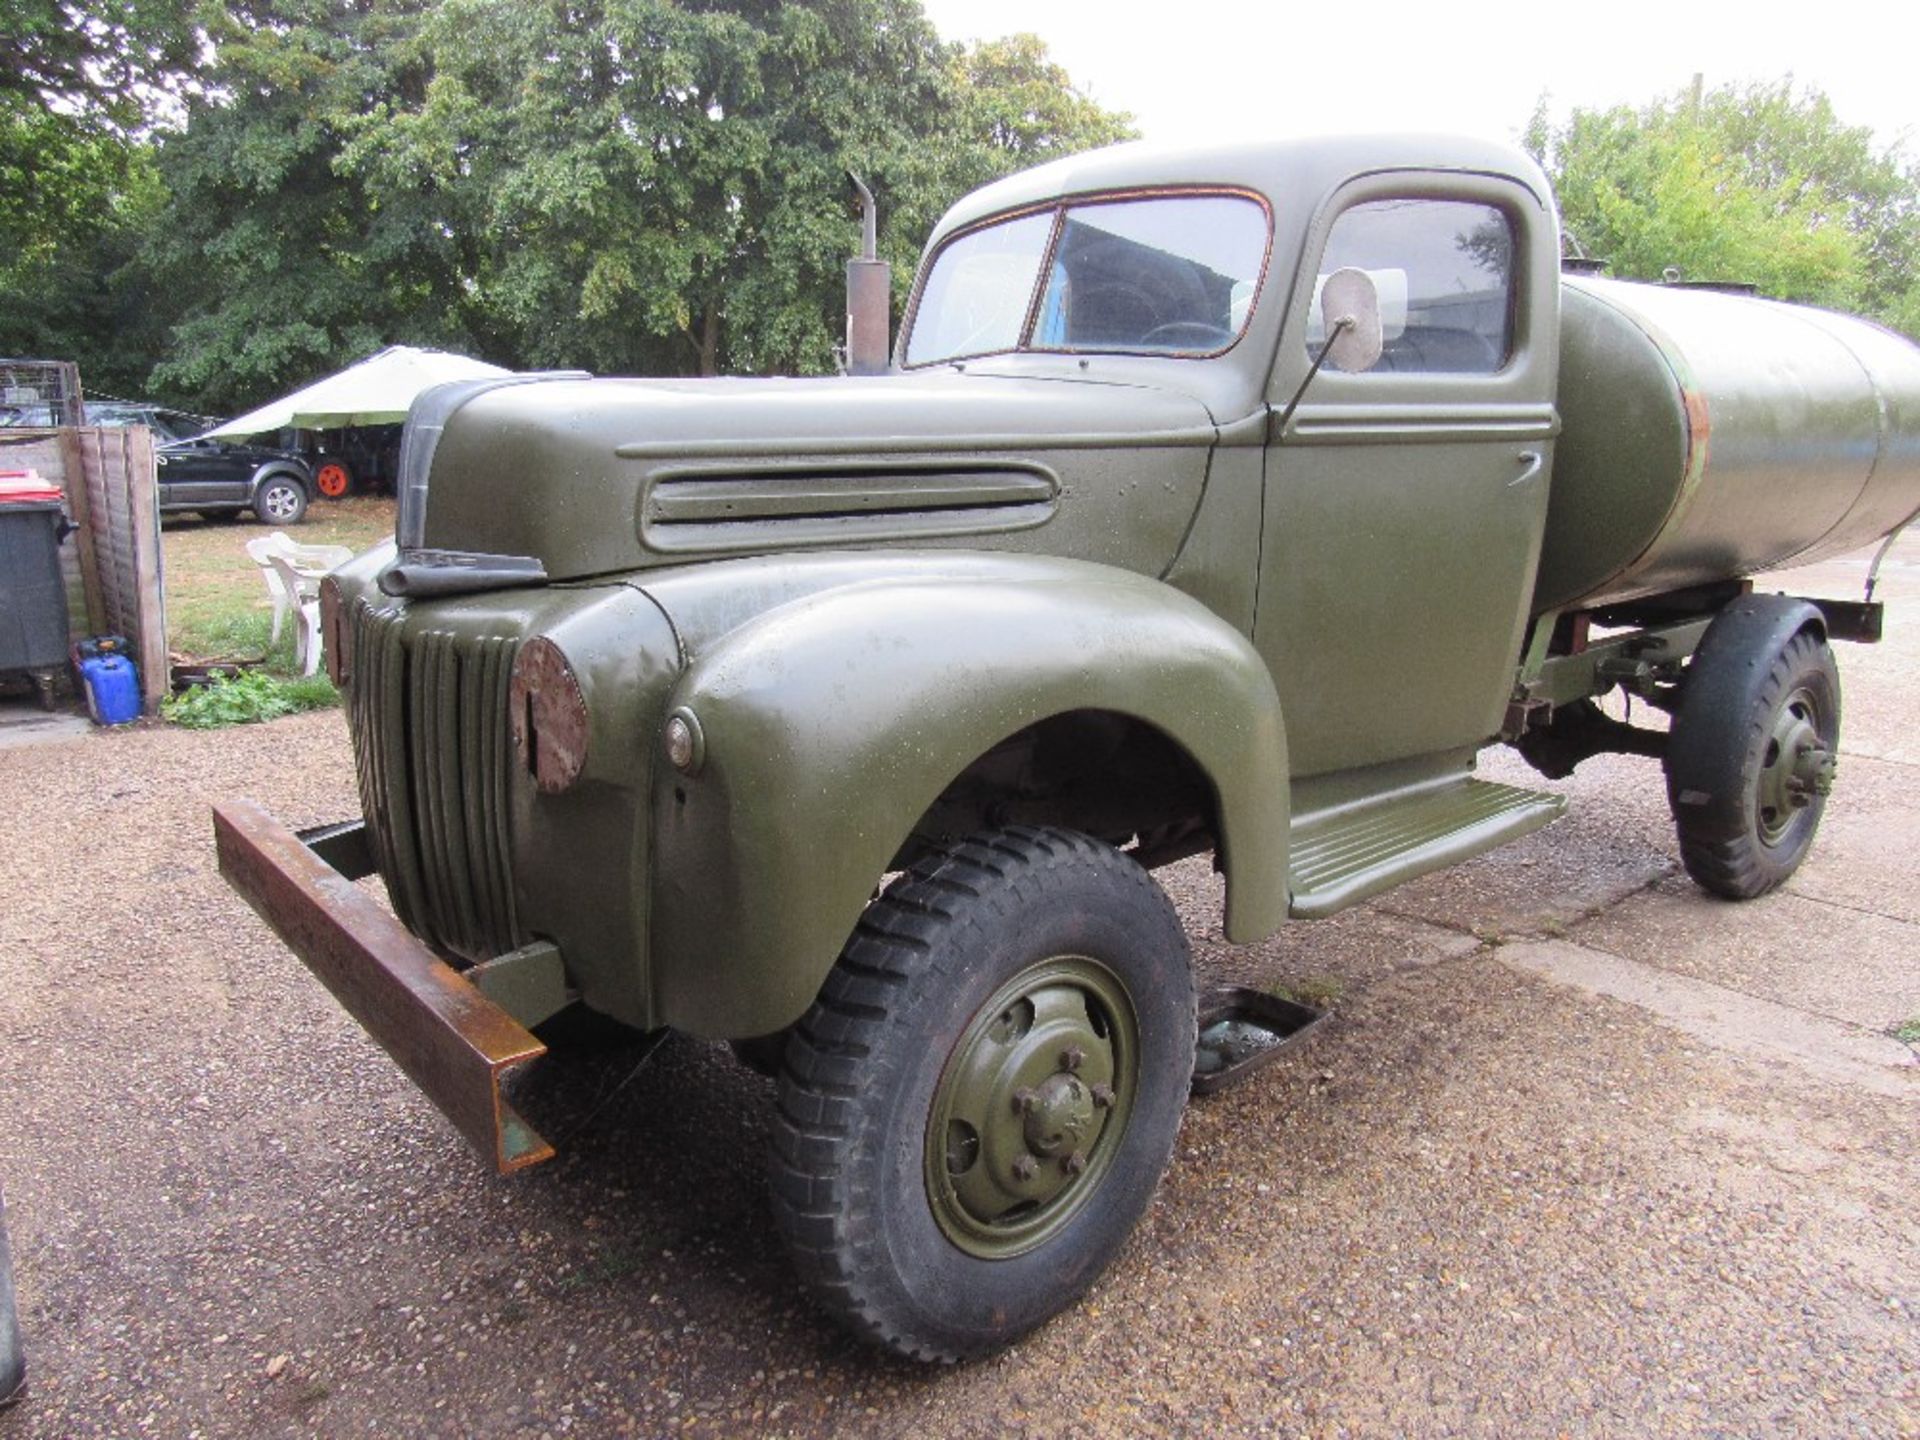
[1666,615,1840,899]
[768,826,1195,1362]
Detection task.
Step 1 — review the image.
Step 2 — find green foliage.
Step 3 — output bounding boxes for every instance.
[128,2,1133,407]
[0,98,169,395]
[943,34,1134,192]
[1528,79,1920,335]
[3,0,201,129]
[162,667,338,728]
[169,606,286,667]
[142,1,466,410]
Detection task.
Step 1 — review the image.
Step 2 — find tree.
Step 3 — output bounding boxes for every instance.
[129,1,1132,405]
[346,3,1130,379]
[3,0,201,129]
[140,0,468,410]
[944,33,1133,191]
[1526,79,1920,337]
[0,0,203,394]
[0,100,169,395]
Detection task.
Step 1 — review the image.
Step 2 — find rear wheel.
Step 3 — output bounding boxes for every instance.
[1666,618,1839,899]
[253,475,308,526]
[313,459,354,499]
[768,826,1195,1362]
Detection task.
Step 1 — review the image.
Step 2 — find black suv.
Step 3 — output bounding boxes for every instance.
[154,433,315,525]
[84,402,314,525]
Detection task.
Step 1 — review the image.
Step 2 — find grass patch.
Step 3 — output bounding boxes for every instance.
[1267,975,1345,1007]
[1894,1018,1920,1046]
[162,668,338,728]
[172,608,289,669]
[163,497,392,664]
[158,497,387,727]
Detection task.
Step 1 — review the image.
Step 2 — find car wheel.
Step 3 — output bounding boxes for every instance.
[768,826,1195,1362]
[314,460,353,499]
[254,476,308,526]
[1666,606,1840,899]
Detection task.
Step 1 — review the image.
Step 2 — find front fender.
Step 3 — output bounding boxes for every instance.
[644,554,1289,1038]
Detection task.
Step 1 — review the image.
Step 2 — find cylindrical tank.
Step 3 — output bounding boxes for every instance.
[1532,276,1920,614]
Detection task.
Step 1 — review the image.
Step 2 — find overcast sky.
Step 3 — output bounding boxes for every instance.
[918,0,1918,156]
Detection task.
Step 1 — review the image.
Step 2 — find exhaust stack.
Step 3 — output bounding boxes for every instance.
[844,172,891,376]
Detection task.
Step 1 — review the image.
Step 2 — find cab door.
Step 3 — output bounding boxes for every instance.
[1254,173,1560,779]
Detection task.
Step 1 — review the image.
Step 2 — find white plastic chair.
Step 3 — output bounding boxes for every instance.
[245,532,352,675]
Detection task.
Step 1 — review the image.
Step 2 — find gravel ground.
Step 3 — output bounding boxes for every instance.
[1,541,1915,1439]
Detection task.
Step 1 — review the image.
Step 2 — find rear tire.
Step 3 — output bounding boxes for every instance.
[1666,622,1840,899]
[768,826,1195,1362]
[253,475,308,526]
[314,459,354,499]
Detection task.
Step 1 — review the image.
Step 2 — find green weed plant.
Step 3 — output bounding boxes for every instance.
[162,668,337,729]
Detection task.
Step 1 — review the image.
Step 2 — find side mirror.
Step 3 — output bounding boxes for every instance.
[1320,267,1384,373]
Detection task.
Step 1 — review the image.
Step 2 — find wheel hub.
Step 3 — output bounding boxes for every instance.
[1757,687,1833,843]
[925,957,1136,1259]
[1022,1073,1096,1157]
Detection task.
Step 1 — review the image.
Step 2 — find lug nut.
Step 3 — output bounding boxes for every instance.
[1060,1045,1086,1072]
[1011,1087,1038,1114]
[1062,1151,1087,1176]
[1090,1083,1115,1109]
[1011,1155,1038,1182]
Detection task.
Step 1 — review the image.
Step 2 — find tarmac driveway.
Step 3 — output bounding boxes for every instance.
[0,538,1914,1438]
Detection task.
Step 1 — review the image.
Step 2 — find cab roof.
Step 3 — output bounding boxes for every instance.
[925,132,1552,253]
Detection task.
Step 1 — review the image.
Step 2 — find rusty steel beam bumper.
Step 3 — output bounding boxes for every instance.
[213,799,554,1175]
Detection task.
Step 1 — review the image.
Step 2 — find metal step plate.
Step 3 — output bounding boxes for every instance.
[1288,778,1566,919]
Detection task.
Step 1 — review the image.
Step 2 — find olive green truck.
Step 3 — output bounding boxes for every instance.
[215,134,1920,1361]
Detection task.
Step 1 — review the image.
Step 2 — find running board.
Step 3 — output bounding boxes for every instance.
[1288,779,1566,919]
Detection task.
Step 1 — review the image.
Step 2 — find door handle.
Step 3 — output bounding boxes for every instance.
[1508,449,1544,487]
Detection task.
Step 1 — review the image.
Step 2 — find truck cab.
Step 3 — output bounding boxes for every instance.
[217,133,1920,1364]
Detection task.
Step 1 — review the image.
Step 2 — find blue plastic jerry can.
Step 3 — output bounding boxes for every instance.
[79,653,140,726]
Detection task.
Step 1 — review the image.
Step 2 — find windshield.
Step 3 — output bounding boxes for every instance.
[904,193,1270,367]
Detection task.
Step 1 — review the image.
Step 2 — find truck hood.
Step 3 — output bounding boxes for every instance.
[408,372,1219,584]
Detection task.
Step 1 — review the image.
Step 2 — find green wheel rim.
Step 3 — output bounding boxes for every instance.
[1756,685,1833,846]
[925,956,1138,1260]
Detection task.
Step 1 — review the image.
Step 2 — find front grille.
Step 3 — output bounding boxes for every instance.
[349,601,525,962]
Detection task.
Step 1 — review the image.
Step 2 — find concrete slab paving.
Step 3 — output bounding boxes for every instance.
[1785,753,1920,925]
[1567,877,1920,1035]
[0,700,91,751]
[1498,939,1917,1098]
[1759,530,1920,765]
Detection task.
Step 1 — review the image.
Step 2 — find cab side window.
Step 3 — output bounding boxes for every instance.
[1314,199,1515,374]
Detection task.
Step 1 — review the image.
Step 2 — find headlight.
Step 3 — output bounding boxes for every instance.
[319,577,352,686]
[509,638,589,793]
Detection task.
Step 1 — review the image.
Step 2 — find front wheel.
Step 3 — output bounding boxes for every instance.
[253,475,308,526]
[1666,606,1840,899]
[768,827,1195,1362]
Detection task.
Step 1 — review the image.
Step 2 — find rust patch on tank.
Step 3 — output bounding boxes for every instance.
[1680,386,1713,484]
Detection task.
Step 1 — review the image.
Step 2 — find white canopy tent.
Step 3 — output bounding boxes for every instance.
[200,346,509,439]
